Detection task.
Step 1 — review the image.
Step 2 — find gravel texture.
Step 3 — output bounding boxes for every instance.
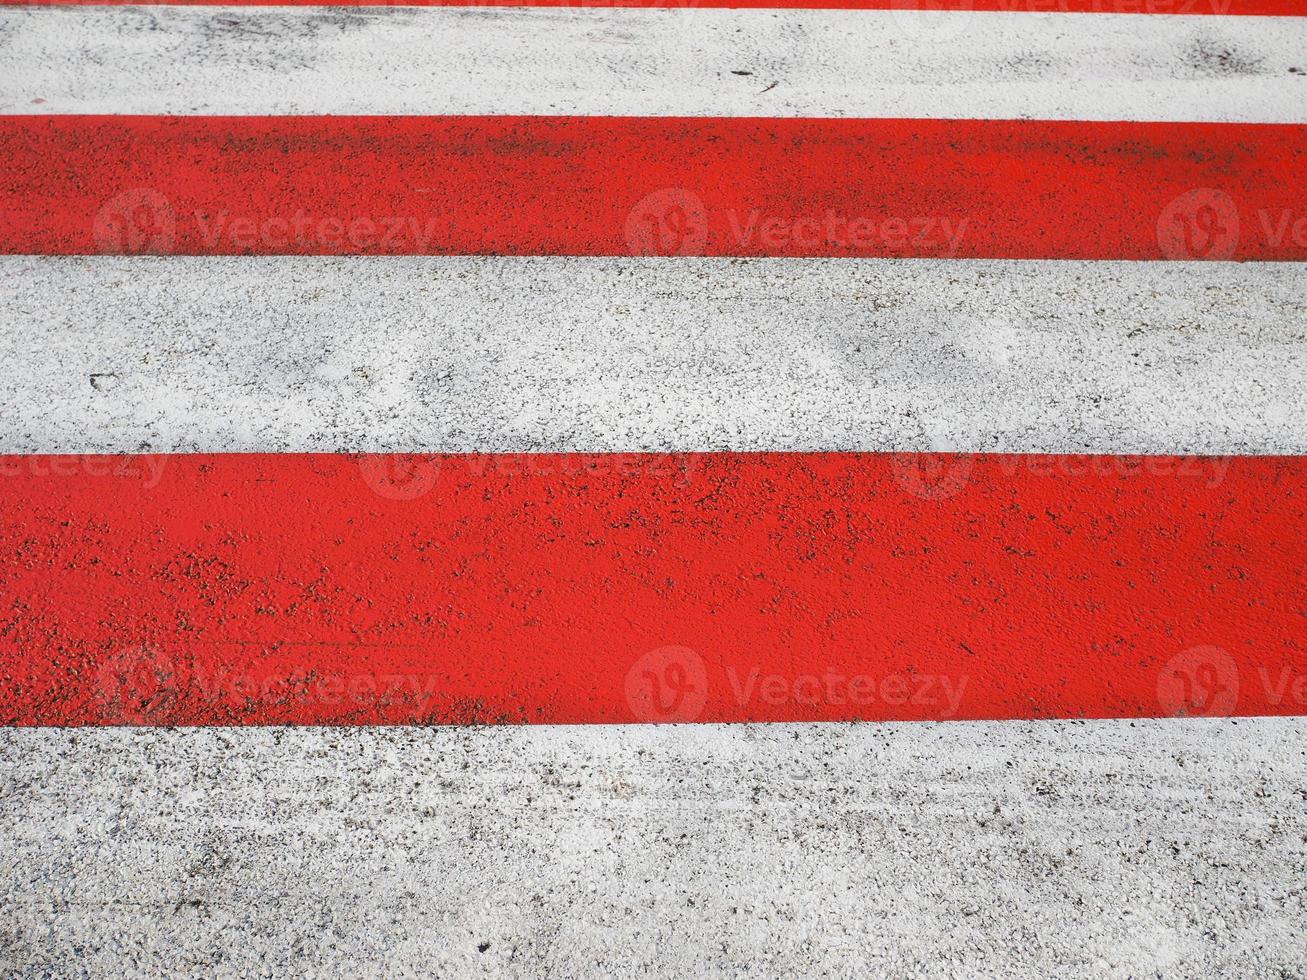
[2,255,1303,455]
[1,6,1303,120]
[2,720,1305,976]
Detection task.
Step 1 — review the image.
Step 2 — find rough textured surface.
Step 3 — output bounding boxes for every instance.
[1,720,1304,976]
[4,0,1302,12]
[1,6,1304,120]
[2,1,1305,973]
[6,117,1302,259]
[2,256,1304,455]
[4,452,1303,724]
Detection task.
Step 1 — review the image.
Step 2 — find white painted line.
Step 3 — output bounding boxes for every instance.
[1,254,1301,455]
[2,719,1303,975]
[0,6,1303,120]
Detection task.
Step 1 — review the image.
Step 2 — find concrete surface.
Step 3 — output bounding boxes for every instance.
[1,6,1304,120]
[2,255,1303,455]
[1,720,1304,976]
[2,2,1305,975]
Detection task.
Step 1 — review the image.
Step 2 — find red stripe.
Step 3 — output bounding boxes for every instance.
[1,453,1302,726]
[3,116,1303,260]
[2,0,1300,12]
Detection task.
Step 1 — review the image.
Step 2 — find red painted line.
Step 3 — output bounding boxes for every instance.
[1,0,1300,13]
[2,116,1304,260]
[0,453,1302,726]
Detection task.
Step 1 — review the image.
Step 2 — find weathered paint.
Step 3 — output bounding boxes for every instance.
[3,117,1304,259]
[3,720,1305,975]
[2,255,1304,456]
[3,0,1302,13]
[0,452,1302,725]
[3,6,1305,120]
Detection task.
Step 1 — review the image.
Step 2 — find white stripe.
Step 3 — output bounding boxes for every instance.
[1,6,1303,121]
[0,255,1301,456]
[2,719,1303,975]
